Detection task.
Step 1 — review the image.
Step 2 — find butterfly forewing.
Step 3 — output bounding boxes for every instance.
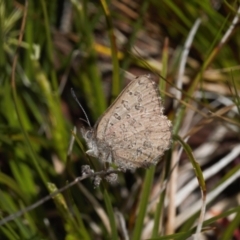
[93,75,171,170]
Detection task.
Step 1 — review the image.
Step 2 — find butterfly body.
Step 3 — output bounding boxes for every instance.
[81,127,113,163]
[81,75,172,171]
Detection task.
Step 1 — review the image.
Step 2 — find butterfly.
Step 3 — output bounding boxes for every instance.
[80,75,172,171]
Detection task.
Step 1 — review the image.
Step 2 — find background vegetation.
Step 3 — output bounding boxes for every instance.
[0,0,240,239]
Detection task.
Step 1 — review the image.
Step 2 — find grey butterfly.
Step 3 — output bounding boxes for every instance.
[80,75,172,171]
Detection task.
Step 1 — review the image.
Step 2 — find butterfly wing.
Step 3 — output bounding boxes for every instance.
[94,75,172,170]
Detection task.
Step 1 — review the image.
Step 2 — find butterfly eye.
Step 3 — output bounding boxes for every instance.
[86,130,93,139]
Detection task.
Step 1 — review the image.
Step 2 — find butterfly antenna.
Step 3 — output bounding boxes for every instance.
[71,88,91,128]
